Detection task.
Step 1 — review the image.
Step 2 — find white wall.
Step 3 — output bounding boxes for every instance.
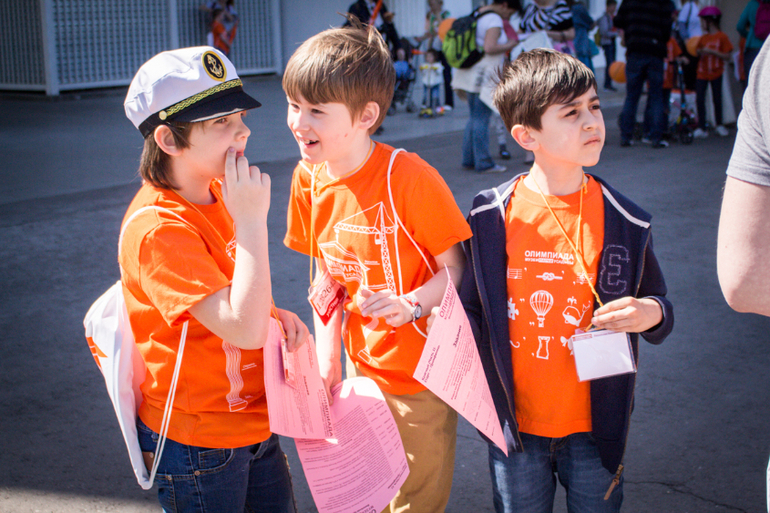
[279,0,351,68]
[279,0,473,69]
[443,0,473,19]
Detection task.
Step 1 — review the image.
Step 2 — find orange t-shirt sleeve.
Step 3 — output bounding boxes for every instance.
[284,162,316,257]
[137,221,231,327]
[398,163,472,257]
[720,33,734,54]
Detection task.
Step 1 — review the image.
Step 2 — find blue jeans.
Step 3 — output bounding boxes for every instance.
[619,53,665,144]
[137,418,296,513]
[462,92,494,171]
[488,432,623,513]
[743,47,761,88]
[602,43,616,88]
[577,55,595,75]
[696,77,722,129]
[423,84,441,110]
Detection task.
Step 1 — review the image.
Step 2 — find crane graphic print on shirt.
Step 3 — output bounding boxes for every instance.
[317,203,401,357]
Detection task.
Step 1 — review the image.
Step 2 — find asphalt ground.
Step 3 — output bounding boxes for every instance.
[1,74,769,513]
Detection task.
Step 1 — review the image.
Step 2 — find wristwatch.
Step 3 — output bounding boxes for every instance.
[402,293,422,322]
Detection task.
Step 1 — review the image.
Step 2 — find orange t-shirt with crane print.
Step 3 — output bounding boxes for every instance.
[284,142,472,396]
[505,175,604,438]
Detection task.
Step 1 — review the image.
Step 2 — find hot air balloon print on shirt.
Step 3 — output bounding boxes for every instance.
[530,290,553,327]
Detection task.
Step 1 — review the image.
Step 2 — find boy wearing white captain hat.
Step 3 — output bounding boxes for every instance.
[121,46,308,512]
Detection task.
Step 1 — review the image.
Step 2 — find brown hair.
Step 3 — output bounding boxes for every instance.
[494,48,597,132]
[138,122,194,189]
[282,19,395,133]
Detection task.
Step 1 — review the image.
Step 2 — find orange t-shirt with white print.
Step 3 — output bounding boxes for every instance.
[120,181,271,449]
[696,32,733,81]
[284,142,472,396]
[505,175,604,438]
[663,37,683,90]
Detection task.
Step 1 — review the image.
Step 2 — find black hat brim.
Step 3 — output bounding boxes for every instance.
[138,82,261,137]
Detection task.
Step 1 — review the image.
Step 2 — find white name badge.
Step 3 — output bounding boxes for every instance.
[571,330,637,382]
[308,270,346,326]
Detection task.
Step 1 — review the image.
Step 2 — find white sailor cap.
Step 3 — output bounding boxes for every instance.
[124,46,261,137]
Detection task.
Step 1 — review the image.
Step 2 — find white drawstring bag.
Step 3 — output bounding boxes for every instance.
[84,206,188,490]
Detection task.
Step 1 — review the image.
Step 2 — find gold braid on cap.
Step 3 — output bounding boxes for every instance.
[159,79,243,120]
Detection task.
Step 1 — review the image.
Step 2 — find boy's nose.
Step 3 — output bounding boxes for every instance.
[236,115,251,138]
[288,110,306,131]
[583,111,600,128]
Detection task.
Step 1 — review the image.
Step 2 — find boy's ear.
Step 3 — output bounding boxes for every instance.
[153,125,183,156]
[511,124,539,152]
[357,101,381,131]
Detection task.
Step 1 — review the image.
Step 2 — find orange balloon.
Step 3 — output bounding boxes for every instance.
[609,61,626,83]
[686,36,701,56]
[438,18,455,42]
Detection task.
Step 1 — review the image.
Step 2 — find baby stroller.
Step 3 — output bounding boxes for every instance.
[670,62,696,144]
[389,38,418,115]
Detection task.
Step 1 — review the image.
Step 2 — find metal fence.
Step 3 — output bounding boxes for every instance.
[1,0,281,95]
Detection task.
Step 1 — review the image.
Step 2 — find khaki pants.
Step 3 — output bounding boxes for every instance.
[347,358,457,513]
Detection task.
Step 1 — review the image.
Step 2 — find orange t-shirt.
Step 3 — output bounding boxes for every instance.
[696,32,733,81]
[505,176,605,438]
[663,37,683,90]
[120,182,271,449]
[284,143,472,396]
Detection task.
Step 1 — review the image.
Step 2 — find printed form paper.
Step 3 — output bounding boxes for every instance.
[295,377,409,513]
[263,319,334,439]
[414,272,508,455]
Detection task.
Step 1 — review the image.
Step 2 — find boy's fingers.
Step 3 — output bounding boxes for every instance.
[360,290,388,310]
[259,169,271,187]
[594,297,632,316]
[225,148,237,182]
[282,319,296,349]
[236,155,251,180]
[323,379,334,405]
[289,321,309,352]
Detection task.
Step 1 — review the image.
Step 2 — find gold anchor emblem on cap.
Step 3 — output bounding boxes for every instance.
[202,51,227,82]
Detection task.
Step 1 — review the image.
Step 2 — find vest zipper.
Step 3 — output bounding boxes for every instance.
[471,224,522,452]
[604,228,651,499]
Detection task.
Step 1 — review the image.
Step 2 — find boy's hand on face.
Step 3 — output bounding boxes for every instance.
[222,147,271,226]
[359,288,412,328]
[590,297,663,333]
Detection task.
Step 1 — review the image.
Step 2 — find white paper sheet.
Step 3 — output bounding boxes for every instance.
[263,318,334,439]
[295,377,409,513]
[414,272,508,455]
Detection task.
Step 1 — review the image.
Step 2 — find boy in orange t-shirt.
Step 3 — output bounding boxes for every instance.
[121,46,308,512]
[457,49,674,512]
[693,6,734,138]
[282,21,472,513]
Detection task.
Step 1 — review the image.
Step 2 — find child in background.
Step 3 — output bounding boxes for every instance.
[693,6,733,138]
[210,0,238,56]
[122,46,308,512]
[457,49,674,512]
[394,47,411,81]
[419,48,444,117]
[282,21,472,513]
